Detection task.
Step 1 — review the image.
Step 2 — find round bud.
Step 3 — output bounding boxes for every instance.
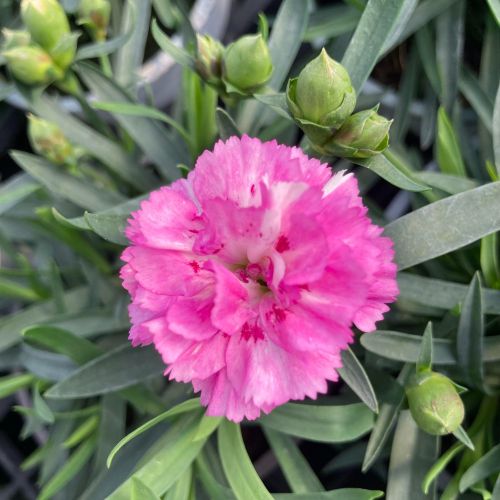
[3,46,63,85]
[222,34,273,92]
[326,107,392,158]
[405,371,465,436]
[77,0,111,42]
[287,48,356,128]
[28,114,78,165]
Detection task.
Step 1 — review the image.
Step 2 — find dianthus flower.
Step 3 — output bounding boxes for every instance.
[121,135,398,422]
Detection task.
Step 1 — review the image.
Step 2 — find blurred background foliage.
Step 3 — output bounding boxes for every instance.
[0,0,499,498]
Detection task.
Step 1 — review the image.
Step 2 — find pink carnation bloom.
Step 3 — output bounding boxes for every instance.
[121,135,398,422]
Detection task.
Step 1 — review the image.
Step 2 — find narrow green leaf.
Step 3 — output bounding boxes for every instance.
[131,477,161,500]
[0,277,43,302]
[304,5,360,41]
[32,382,55,424]
[494,83,500,174]
[114,0,151,89]
[92,101,192,145]
[63,415,100,448]
[11,151,124,211]
[164,466,193,500]
[436,1,465,114]
[192,415,222,442]
[23,326,100,365]
[45,344,165,399]
[38,436,97,500]
[353,153,429,192]
[436,107,466,176]
[362,331,500,364]
[339,347,378,413]
[0,173,40,215]
[342,0,417,92]
[459,67,494,133]
[84,212,129,245]
[274,490,384,500]
[493,475,500,500]
[151,18,195,68]
[422,442,464,494]
[386,411,439,500]
[107,399,201,467]
[264,427,324,493]
[414,171,478,195]
[218,420,273,500]
[452,425,475,451]
[0,373,35,398]
[0,286,90,351]
[260,402,373,443]
[25,92,154,191]
[77,62,186,180]
[110,412,206,497]
[456,273,484,389]
[75,33,131,61]
[417,322,433,372]
[480,233,500,288]
[485,0,500,24]
[398,272,500,314]
[362,364,412,472]
[216,108,241,140]
[385,181,500,270]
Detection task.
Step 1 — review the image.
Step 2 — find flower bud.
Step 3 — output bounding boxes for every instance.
[287,49,356,129]
[28,114,79,165]
[3,46,63,85]
[222,34,272,92]
[21,0,71,53]
[77,0,111,42]
[325,107,392,158]
[195,34,224,86]
[2,29,31,50]
[405,370,465,436]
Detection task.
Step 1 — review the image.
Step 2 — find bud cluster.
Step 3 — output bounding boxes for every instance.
[2,0,110,87]
[286,49,391,159]
[194,32,272,97]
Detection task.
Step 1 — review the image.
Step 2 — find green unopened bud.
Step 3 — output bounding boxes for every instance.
[21,0,71,53]
[3,46,63,85]
[405,371,465,436]
[2,29,31,50]
[222,34,272,92]
[287,49,356,130]
[325,106,392,158]
[28,114,79,165]
[77,0,111,42]
[195,34,224,85]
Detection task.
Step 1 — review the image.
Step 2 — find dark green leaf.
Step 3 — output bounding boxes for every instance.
[339,347,378,413]
[218,420,273,500]
[216,108,241,140]
[386,411,439,500]
[353,153,429,192]
[11,151,124,211]
[414,171,478,195]
[264,427,324,493]
[417,322,433,372]
[342,0,418,92]
[304,5,360,41]
[436,107,466,176]
[260,402,373,443]
[456,273,484,389]
[84,212,129,245]
[494,84,500,174]
[422,442,464,495]
[151,18,195,68]
[274,490,384,500]
[362,364,412,472]
[45,344,164,399]
[385,182,500,270]
[107,399,201,467]
[75,34,131,61]
[452,426,474,451]
[77,62,186,180]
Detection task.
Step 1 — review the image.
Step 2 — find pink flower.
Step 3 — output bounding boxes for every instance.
[121,135,398,422]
